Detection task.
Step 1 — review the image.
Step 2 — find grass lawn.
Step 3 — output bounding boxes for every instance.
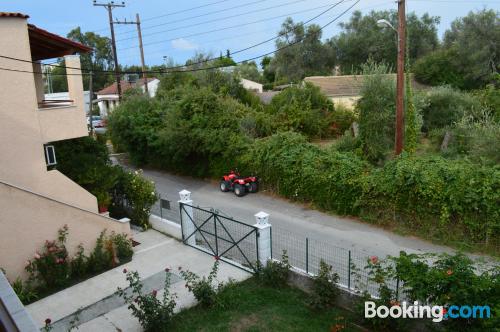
[171,277,362,332]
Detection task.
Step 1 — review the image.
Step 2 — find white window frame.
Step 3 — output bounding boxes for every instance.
[45,145,57,166]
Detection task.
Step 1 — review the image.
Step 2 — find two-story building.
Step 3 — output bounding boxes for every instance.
[0,12,130,281]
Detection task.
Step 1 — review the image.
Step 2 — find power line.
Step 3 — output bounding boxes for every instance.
[0,0,348,74]
[118,2,345,51]
[115,0,269,37]
[118,0,393,62]
[116,0,307,42]
[91,0,233,33]
[0,0,360,76]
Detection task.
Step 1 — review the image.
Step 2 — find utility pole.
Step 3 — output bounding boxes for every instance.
[93,1,125,100]
[114,13,148,93]
[395,0,406,155]
[89,71,94,136]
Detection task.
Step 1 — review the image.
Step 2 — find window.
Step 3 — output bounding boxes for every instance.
[44,145,57,166]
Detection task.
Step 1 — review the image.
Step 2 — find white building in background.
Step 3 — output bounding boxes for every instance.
[96,77,159,118]
[45,91,90,114]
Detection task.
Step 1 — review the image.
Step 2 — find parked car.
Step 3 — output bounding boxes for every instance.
[87,115,105,128]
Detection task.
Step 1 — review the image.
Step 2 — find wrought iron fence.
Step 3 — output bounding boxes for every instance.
[271,224,401,299]
[151,193,181,224]
[180,203,259,273]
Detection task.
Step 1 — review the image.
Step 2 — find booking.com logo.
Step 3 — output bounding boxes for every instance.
[365,301,492,323]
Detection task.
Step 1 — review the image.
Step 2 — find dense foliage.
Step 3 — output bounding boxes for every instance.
[356,64,396,164]
[414,9,499,90]
[15,226,133,304]
[330,10,440,74]
[54,137,157,226]
[359,252,499,331]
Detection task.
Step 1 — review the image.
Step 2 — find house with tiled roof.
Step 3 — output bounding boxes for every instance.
[304,74,428,108]
[96,77,159,117]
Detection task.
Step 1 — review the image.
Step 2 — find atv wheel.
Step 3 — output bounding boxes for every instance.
[249,182,259,193]
[220,180,230,192]
[234,184,246,197]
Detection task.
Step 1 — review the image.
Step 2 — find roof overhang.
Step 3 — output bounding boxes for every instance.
[28,24,92,61]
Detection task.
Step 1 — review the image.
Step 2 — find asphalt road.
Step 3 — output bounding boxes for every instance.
[140,167,457,260]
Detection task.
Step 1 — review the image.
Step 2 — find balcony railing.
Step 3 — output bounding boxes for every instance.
[37,99,74,109]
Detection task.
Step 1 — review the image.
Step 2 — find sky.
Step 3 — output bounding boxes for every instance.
[3,0,499,67]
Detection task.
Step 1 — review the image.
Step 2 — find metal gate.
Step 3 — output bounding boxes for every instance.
[180,203,259,273]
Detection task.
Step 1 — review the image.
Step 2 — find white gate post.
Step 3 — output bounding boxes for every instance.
[254,211,271,266]
[179,190,195,246]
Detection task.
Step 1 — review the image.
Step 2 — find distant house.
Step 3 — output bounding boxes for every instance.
[96,77,159,117]
[304,74,428,109]
[240,78,263,93]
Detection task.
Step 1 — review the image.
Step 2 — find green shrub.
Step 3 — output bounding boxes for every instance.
[107,95,164,165]
[11,278,38,304]
[54,137,118,207]
[17,227,133,304]
[413,48,465,88]
[244,132,367,215]
[332,134,361,153]
[309,260,339,310]
[378,252,500,331]
[111,232,134,263]
[87,231,113,274]
[326,104,358,137]
[417,86,482,132]
[70,244,87,279]
[266,82,334,138]
[25,225,71,290]
[446,110,500,165]
[359,155,500,247]
[257,251,291,288]
[117,269,176,332]
[112,169,157,228]
[179,259,224,307]
[356,64,396,164]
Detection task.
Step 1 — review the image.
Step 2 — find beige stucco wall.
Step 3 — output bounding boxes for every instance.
[330,96,360,110]
[0,17,96,211]
[0,181,130,281]
[0,16,131,281]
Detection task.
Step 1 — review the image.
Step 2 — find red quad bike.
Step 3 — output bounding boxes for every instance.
[220,170,258,197]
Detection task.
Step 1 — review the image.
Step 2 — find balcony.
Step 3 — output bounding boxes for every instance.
[37,102,88,143]
[33,55,88,143]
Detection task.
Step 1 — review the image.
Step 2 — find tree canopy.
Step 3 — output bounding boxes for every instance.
[48,27,114,93]
[328,10,440,74]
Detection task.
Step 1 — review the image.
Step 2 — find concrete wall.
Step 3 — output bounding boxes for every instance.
[240,78,263,93]
[0,181,130,281]
[330,96,360,109]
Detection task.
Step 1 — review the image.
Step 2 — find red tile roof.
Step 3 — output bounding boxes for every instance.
[97,78,157,95]
[28,24,92,60]
[0,12,29,18]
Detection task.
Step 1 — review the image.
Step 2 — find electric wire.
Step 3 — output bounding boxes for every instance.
[0,0,361,76]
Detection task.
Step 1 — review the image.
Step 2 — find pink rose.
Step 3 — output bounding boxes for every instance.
[151,289,157,297]
[34,253,41,260]
[370,256,379,264]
